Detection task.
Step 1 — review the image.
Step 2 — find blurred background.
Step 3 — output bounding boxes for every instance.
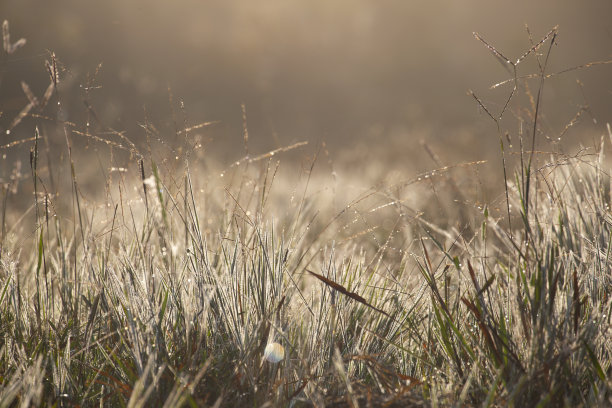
[1,0,612,199]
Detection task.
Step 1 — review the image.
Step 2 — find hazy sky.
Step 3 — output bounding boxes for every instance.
[2,1,611,165]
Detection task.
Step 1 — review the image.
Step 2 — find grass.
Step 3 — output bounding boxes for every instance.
[1,20,611,407]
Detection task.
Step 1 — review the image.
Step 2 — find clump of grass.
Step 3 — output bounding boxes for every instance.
[0,20,610,407]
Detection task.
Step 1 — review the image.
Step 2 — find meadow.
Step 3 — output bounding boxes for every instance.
[0,19,611,407]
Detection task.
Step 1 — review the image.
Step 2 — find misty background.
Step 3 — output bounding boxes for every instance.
[1,0,612,190]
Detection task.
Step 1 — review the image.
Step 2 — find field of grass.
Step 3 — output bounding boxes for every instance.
[1,21,611,407]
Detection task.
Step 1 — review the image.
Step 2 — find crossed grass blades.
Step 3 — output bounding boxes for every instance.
[0,20,611,407]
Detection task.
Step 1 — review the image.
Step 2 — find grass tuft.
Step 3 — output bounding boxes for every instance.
[0,20,610,407]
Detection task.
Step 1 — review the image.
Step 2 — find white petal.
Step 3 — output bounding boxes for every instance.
[264,342,285,363]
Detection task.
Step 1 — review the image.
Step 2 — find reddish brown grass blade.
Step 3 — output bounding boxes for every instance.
[461,297,502,366]
[476,274,496,297]
[306,269,389,317]
[573,268,580,335]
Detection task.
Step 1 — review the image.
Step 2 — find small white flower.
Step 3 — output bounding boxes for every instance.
[264,342,285,363]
